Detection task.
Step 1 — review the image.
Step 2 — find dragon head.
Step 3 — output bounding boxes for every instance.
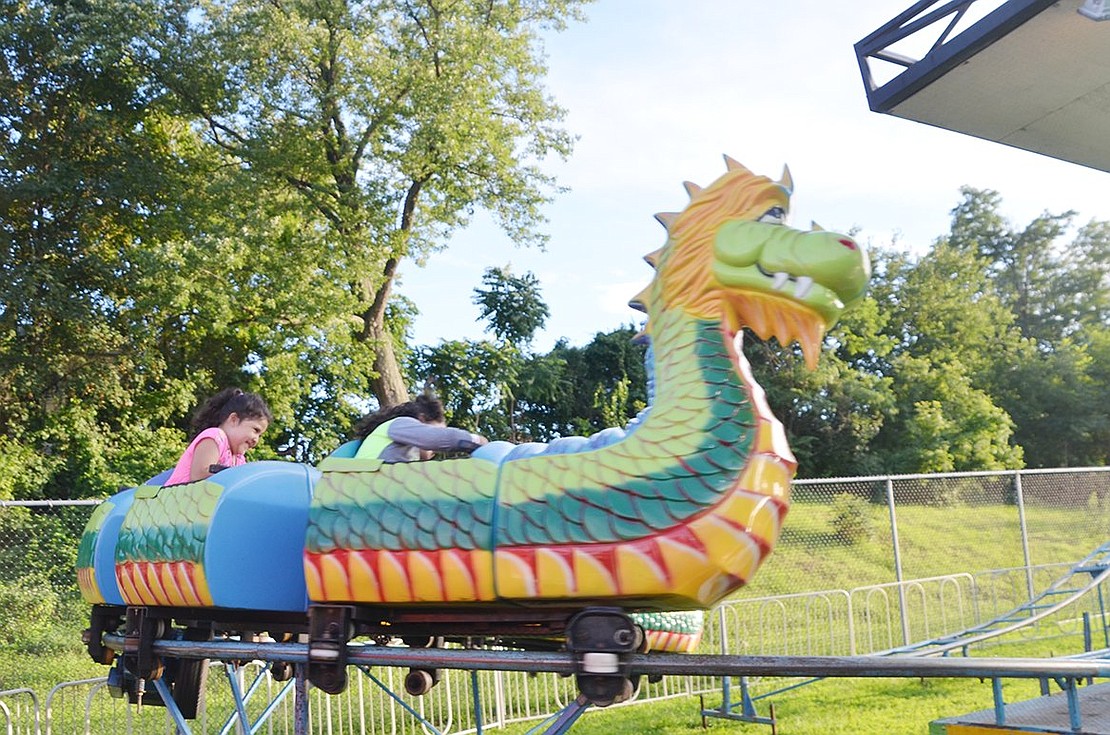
[632,156,871,368]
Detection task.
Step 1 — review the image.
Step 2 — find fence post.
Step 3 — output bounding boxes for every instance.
[294,664,309,735]
[886,478,910,645]
[710,605,733,717]
[1014,471,1034,603]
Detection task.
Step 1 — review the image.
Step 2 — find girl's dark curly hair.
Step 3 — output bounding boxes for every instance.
[191,388,273,436]
[352,395,445,439]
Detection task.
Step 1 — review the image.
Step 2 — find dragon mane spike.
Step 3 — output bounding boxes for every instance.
[629,285,653,312]
[653,212,679,230]
[643,248,663,267]
[722,155,753,175]
[683,181,702,198]
[811,221,825,232]
[778,165,794,194]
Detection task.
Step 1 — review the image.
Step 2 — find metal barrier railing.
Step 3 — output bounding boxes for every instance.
[0,688,40,735]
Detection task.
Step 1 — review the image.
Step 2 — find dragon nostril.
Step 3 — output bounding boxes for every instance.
[839,239,857,250]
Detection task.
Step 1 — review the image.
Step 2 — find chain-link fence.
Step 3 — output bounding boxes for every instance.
[743,467,1110,597]
[2,467,1109,733]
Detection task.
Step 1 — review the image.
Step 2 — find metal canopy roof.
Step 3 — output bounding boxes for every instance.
[856,0,1110,173]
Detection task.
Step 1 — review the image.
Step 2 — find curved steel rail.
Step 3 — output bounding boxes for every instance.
[888,541,1110,657]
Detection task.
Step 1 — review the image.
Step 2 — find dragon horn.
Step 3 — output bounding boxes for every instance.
[723,155,753,175]
[643,248,663,267]
[778,165,794,194]
[811,221,825,232]
[683,181,702,198]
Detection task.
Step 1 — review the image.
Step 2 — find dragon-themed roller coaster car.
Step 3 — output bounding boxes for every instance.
[77,157,871,714]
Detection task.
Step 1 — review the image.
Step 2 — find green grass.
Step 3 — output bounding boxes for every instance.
[492,677,1046,735]
[0,648,104,692]
[0,585,103,692]
[744,502,1107,598]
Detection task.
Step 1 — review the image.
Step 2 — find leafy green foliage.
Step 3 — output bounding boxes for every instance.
[0,0,208,498]
[514,327,648,440]
[746,293,895,478]
[129,0,586,405]
[473,266,550,345]
[747,189,1110,476]
[0,579,87,655]
[1,0,587,496]
[409,338,521,436]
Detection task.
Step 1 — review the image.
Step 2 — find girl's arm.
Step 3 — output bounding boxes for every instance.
[387,417,487,453]
[188,437,221,482]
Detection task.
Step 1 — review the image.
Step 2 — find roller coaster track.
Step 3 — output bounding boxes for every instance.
[97,633,1110,735]
[706,541,1110,728]
[888,540,1110,658]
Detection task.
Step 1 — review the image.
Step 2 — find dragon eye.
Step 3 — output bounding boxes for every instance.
[758,206,786,225]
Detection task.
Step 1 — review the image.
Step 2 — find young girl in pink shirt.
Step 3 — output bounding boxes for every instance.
[164,388,272,485]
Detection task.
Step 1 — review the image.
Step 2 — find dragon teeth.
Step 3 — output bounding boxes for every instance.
[794,276,814,299]
[771,272,790,290]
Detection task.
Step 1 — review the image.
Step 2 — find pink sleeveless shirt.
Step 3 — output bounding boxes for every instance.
[164,427,245,486]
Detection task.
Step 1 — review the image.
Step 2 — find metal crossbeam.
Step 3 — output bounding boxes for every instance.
[101,633,1110,682]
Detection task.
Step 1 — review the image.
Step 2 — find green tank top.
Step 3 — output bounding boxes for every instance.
[353,418,396,460]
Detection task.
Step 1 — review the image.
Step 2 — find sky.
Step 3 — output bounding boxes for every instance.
[397,0,1110,353]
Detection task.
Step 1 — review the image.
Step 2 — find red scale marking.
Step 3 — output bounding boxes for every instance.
[715,514,772,556]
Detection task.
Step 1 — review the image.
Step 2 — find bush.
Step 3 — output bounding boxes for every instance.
[830,492,874,544]
[0,579,84,655]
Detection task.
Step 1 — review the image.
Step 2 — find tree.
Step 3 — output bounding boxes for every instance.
[885,355,1022,472]
[747,283,896,478]
[136,0,584,408]
[992,337,1103,468]
[948,187,1107,345]
[513,327,648,440]
[1066,220,1110,332]
[410,266,557,441]
[944,188,1110,467]
[473,266,549,345]
[1085,327,1110,464]
[0,0,214,497]
[408,339,520,436]
[865,242,1024,472]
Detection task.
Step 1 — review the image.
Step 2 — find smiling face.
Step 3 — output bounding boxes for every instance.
[223,413,269,456]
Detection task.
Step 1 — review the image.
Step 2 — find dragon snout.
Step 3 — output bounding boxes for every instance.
[790,231,870,307]
[713,221,871,324]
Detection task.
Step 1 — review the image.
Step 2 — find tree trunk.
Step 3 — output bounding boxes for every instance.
[360,254,409,408]
[357,180,427,408]
[367,318,409,408]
